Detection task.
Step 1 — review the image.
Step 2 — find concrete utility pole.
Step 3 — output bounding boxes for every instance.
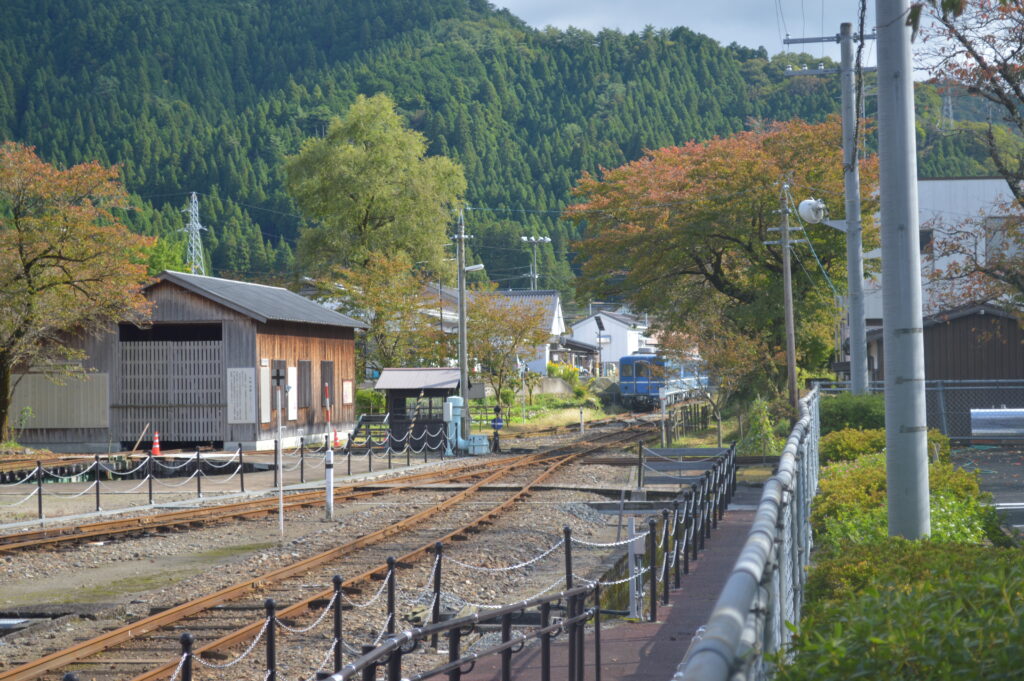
[780,184,799,414]
[840,22,870,394]
[456,209,471,438]
[876,0,930,538]
[784,25,873,394]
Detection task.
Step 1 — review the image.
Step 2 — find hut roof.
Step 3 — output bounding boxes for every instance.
[154,271,368,329]
[374,368,461,391]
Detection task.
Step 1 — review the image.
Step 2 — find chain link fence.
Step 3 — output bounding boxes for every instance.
[818,379,1024,440]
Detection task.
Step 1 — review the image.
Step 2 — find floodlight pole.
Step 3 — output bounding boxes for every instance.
[876,0,930,539]
[781,184,799,414]
[457,209,470,439]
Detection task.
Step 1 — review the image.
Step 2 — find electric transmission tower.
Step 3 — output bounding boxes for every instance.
[183,191,207,276]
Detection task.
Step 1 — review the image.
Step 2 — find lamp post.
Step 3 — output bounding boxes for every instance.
[520,236,551,290]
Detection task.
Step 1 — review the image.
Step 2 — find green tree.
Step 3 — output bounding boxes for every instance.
[0,142,153,439]
[321,251,449,377]
[285,94,466,275]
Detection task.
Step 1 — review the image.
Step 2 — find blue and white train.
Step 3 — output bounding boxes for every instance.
[618,352,704,410]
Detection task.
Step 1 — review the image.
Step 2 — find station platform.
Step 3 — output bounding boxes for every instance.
[463,484,761,681]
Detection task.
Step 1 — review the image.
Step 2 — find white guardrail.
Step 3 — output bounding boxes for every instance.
[673,387,820,681]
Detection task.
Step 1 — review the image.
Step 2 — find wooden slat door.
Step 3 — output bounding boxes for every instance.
[117,341,225,441]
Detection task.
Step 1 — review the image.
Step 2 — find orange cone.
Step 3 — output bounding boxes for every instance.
[152,431,162,456]
[333,429,340,448]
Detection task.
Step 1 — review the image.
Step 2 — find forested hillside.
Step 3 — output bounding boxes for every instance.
[0,0,993,293]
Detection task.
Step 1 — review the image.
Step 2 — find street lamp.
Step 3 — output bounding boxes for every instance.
[457,209,485,439]
[520,235,552,290]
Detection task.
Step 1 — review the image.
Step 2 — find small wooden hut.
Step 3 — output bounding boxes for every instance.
[12,270,367,452]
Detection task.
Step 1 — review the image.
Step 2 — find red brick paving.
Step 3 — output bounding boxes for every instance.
[462,486,761,681]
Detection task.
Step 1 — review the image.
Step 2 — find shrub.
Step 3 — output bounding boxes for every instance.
[779,542,1024,681]
[818,427,951,464]
[546,362,579,386]
[821,493,992,548]
[736,397,780,458]
[811,453,983,535]
[819,392,884,434]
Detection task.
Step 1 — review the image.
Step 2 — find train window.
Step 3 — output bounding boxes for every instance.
[621,362,633,378]
[636,362,650,378]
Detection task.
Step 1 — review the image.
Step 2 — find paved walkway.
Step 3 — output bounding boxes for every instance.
[463,485,761,681]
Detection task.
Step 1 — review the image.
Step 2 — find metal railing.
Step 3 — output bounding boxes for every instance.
[673,387,820,681]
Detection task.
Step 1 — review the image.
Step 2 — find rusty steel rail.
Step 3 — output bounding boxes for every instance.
[0,454,529,552]
[0,425,653,681]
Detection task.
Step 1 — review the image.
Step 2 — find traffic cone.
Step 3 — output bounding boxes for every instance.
[333,429,340,448]
[152,431,162,456]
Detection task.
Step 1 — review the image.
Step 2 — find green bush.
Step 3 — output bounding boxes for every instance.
[778,542,1024,681]
[818,427,951,464]
[819,393,885,434]
[821,493,993,547]
[355,388,385,414]
[546,362,579,386]
[811,453,983,536]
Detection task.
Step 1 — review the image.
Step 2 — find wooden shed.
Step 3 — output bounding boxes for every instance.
[866,303,1024,381]
[13,270,367,452]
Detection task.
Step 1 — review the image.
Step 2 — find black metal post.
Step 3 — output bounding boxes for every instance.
[239,444,246,493]
[563,526,574,589]
[431,542,442,649]
[195,449,202,499]
[265,598,277,681]
[332,575,343,672]
[386,556,396,635]
[448,628,462,681]
[540,601,551,681]
[300,437,305,484]
[180,633,194,681]
[684,500,693,574]
[647,518,657,622]
[148,454,154,505]
[636,442,644,488]
[576,591,585,681]
[345,435,352,477]
[94,454,101,512]
[501,612,512,681]
[368,441,373,473]
[564,527,575,681]
[387,445,392,470]
[273,444,280,488]
[407,443,411,467]
[661,509,671,605]
[36,460,43,520]
[567,592,577,681]
[673,501,682,588]
[387,634,402,681]
[594,583,602,681]
[703,473,711,544]
[361,645,375,681]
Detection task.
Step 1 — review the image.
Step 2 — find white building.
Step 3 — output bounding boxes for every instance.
[571,310,657,376]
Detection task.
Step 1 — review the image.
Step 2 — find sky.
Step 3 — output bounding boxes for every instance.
[491,1,879,65]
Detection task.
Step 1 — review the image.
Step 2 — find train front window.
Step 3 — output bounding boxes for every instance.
[636,362,650,378]
[621,363,633,378]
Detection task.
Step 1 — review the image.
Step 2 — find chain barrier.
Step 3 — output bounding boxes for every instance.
[98,458,150,477]
[445,538,565,572]
[201,453,241,469]
[47,480,98,498]
[167,653,189,681]
[298,639,338,681]
[340,570,392,609]
[198,465,243,485]
[150,470,201,488]
[151,456,196,472]
[41,460,98,478]
[371,614,393,645]
[116,475,153,495]
[0,466,39,487]
[444,574,567,610]
[573,565,651,585]
[571,532,649,548]
[642,446,716,465]
[193,618,271,669]
[274,591,339,634]
[0,487,38,507]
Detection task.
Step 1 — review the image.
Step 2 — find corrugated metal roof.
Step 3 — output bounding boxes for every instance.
[154,271,368,329]
[375,368,461,390]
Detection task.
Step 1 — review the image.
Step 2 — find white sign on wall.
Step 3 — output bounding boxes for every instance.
[287,366,298,421]
[259,364,271,424]
[342,379,354,406]
[227,368,257,424]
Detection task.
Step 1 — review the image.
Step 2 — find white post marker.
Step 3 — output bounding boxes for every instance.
[579,406,584,434]
[325,445,334,521]
[627,516,639,619]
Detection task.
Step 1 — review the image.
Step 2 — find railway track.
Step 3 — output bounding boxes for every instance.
[0,454,527,552]
[0,424,655,681]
